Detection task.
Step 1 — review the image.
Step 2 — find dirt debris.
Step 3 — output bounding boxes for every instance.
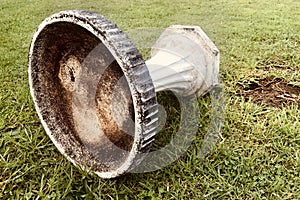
[239,76,300,108]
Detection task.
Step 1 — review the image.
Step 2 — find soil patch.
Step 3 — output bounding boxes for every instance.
[239,76,300,108]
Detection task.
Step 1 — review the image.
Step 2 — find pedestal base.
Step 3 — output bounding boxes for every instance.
[146,25,219,96]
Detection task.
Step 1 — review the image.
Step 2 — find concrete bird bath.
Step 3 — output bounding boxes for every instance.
[28,10,219,178]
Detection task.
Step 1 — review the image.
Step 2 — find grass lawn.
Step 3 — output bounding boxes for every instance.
[0,0,299,199]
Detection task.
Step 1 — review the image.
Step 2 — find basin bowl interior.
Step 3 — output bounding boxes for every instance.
[29,22,135,172]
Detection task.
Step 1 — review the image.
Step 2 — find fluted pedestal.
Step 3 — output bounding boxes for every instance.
[146,25,219,96]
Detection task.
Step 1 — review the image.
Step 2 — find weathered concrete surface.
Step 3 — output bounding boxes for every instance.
[28,10,158,179]
[28,10,219,179]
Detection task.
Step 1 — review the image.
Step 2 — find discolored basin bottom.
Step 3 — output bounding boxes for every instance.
[30,22,135,171]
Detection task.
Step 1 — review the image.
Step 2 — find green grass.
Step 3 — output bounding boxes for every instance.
[1,0,300,199]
